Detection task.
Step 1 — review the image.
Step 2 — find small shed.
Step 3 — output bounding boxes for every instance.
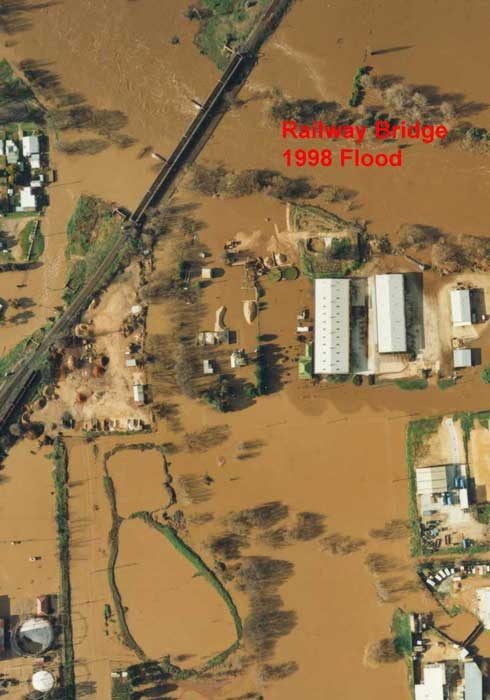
[230,349,247,369]
[133,384,145,405]
[453,348,472,368]
[36,595,50,616]
[203,359,214,375]
[5,139,19,164]
[125,358,137,368]
[450,289,472,326]
[201,267,213,280]
[30,153,41,170]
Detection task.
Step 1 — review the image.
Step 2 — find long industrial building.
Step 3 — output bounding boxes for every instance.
[374,273,407,353]
[314,278,350,374]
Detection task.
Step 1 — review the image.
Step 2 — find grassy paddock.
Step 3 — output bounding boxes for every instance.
[20,219,44,260]
[391,608,412,657]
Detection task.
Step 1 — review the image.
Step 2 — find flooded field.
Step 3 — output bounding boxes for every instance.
[106,448,169,518]
[0,439,58,699]
[116,516,237,666]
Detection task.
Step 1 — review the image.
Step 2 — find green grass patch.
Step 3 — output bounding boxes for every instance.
[191,0,270,69]
[476,503,490,524]
[111,676,131,700]
[395,378,428,391]
[437,378,456,391]
[20,219,44,260]
[66,195,107,256]
[63,201,124,305]
[406,417,442,556]
[0,328,44,377]
[391,608,412,657]
[0,249,14,263]
[4,211,39,219]
[50,438,75,700]
[0,59,44,124]
[453,412,474,462]
[349,65,371,108]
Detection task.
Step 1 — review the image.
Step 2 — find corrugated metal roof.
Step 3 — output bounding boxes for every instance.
[450,289,471,325]
[314,278,350,374]
[416,466,448,495]
[453,348,472,368]
[375,274,407,353]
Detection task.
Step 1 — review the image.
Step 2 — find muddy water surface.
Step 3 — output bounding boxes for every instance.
[116,516,237,666]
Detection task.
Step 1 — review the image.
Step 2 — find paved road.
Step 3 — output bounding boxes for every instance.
[444,417,463,464]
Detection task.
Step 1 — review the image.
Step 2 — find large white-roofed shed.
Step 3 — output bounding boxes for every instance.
[314,278,350,374]
[374,273,407,353]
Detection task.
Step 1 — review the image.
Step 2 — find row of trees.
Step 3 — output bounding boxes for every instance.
[188,164,321,201]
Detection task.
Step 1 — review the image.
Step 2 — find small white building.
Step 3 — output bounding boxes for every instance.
[201,267,213,280]
[132,384,145,405]
[29,153,41,170]
[0,140,4,156]
[203,359,214,375]
[314,278,350,374]
[22,134,40,157]
[5,139,19,164]
[125,358,137,368]
[453,348,472,368]
[414,662,446,700]
[16,186,36,212]
[374,274,407,353]
[450,289,472,326]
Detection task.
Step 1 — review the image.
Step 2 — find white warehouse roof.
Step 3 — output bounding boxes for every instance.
[416,466,448,495]
[375,274,407,353]
[450,289,471,326]
[17,187,36,211]
[453,348,472,368]
[414,663,446,700]
[314,278,350,374]
[464,661,482,700]
[22,134,39,157]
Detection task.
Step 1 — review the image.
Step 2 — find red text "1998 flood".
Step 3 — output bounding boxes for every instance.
[283,148,403,168]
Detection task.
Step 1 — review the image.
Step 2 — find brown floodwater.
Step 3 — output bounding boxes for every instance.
[3,0,490,698]
[116,516,237,665]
